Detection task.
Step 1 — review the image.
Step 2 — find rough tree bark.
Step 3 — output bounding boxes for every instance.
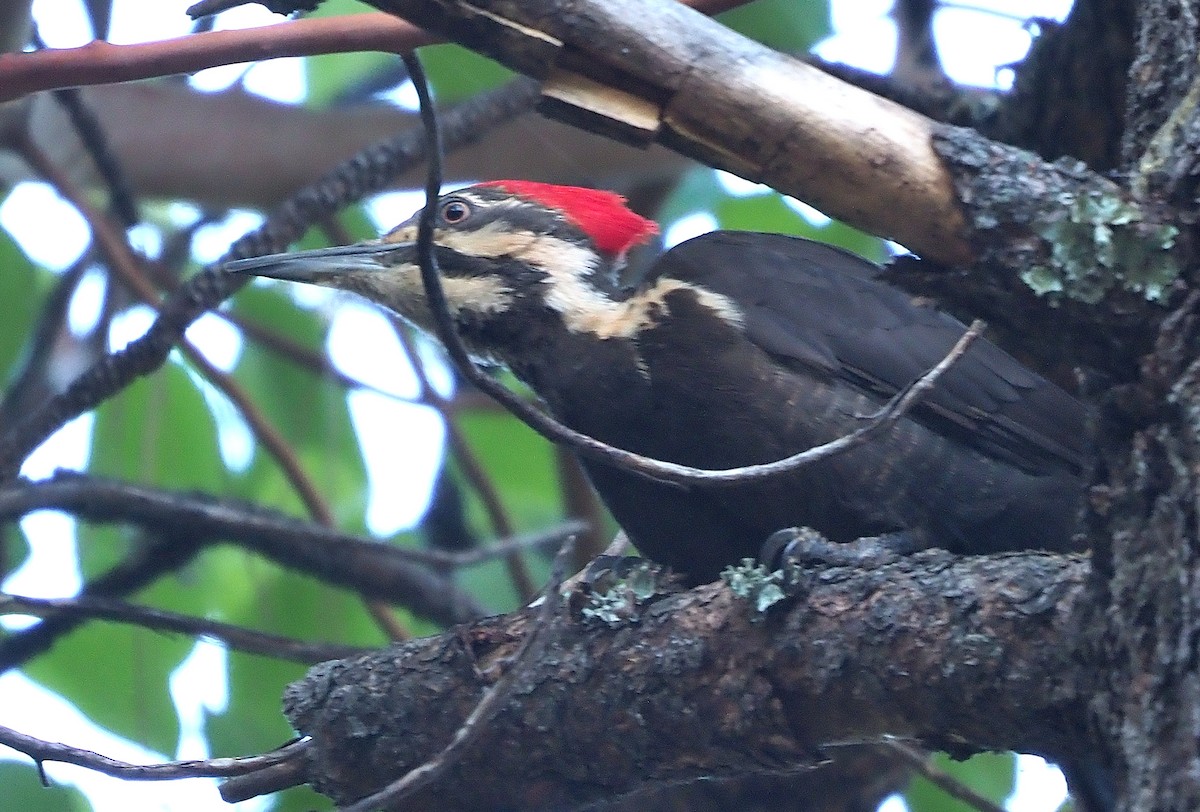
[283,552,1090,810]
[220,0,1199,810]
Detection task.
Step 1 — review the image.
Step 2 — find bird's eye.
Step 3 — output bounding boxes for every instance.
[439,199,472,225]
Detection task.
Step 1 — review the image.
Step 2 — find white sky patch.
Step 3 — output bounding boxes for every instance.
[283,277,340,309]
[68,265,108,337]
[368,190,438,232]
[819,0,1074,91]
[662,211,717,249]
[715,170,770,198]
[189,10,304,98]
[109,0,196,43]
[0,182,91,271]
[0,671,269,812]
[107,304,158,353]
[784,196,834,227]
[816,0,896,74]
[877,793,909,812]
[192,210,267,266]
[190,61,254,93]
[169,640,230,760]
[244,57,307,104]
[380,80,421,110]
[126,223,163,260]
[3,413,93,627]
[168,201,203,227]
[1007,754,1069,811]
[935,7,1032,89]
[18,412,94,481]
[185,311,244,372]
[30,0,91,45]
[189,368,255,473]
[347,394,444,536]
[328,301,420,398]
[412,335,455,399]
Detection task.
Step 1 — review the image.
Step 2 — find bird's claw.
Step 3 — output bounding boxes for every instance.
[761,527,920,570]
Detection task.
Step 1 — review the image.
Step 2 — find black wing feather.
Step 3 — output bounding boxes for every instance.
[655,231,1086,475]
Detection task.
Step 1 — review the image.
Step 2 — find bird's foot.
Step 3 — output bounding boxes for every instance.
[761,527,919,570]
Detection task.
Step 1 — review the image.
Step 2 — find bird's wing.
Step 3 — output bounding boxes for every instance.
[656,231,1086,475]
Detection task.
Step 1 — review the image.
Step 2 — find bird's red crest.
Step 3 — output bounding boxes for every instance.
[477,180,658,255]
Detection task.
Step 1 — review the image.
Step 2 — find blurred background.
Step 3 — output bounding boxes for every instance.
[0,0,1074,809]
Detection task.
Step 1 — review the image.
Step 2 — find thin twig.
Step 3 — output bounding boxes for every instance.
[0,593,369,664]
[395,325,537,600]
[0,724,309,781]
[0,471,584,570]
[0,532,205,673]
[0,254,92,426]
[883,740,1007,812]
[336,514,577,812]
[23,33,140,228]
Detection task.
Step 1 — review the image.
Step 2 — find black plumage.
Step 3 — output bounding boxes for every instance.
[543,232,1087,581]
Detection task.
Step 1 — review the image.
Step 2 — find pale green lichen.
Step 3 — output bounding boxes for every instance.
[1024,190,1179,304]
[721,559,787,615]
[578,560,661,627]
[580,589,637,626]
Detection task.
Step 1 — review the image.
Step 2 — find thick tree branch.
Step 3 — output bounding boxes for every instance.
[361,0,973,264]
[281,550,1092,810]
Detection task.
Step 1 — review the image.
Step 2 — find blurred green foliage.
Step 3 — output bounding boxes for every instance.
[904,752,1016,812]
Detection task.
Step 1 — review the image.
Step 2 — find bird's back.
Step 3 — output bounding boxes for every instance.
[566,231,1088,581]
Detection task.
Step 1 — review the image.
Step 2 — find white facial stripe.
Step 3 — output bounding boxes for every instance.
[382,219,744,339]
[352,261,513,316]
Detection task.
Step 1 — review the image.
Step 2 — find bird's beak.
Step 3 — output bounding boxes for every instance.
[223,240,416,282]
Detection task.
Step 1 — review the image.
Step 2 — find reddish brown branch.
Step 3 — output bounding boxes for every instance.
[0,13,433,103]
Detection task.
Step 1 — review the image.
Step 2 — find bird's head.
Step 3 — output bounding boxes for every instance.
[226,181,659,360]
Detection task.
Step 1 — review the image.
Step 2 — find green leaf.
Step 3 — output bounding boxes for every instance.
[340,203,383,243]
[304,1,394,107]
[657,168,728,225]
[718,0,832,52]
[0,762,91,812]
[40,361,225,750]
[716,192,886,261]
[420,44,514,104]
[453,407,562,608]
[206,556,383,758]
[82,360,226,578]
[455,410,560,531]
[904,751,1015,812]
[659,171,884,263]
[231,286,367,525]
[22,619,188,755]
[88,360,225,491]
[0,231,49,384]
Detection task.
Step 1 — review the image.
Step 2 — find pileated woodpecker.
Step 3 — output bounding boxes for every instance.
[227,181,1086,583]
